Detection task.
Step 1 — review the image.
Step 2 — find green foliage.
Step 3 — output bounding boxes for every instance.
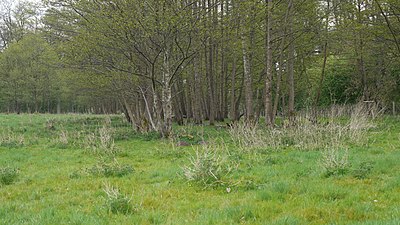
[0,34,60,112]
[320,60,361,106]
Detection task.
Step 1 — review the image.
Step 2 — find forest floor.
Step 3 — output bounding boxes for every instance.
[0,114,399,224]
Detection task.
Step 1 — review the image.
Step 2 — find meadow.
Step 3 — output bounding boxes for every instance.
[0,110,399,224]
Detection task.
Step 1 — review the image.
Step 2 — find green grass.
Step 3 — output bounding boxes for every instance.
[0,114,399,224]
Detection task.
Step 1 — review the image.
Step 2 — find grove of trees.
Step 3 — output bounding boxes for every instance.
[1,0,399,137]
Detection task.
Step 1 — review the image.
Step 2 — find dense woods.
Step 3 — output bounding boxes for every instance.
[1,0,400,136]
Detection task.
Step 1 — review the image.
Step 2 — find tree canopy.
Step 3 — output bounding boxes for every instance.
[0,0,399,136]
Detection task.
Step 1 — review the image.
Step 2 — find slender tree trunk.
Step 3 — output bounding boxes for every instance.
[193,56,203,124]
[230,56,237,121]
[313,41,328,121]
[313,0,330,123]
[242,32,253,122]
[265,0,274,126]
[375,0,400,55]
[161,49,173,138]
[139,86,157,131]
[57,98,61,114]
[288,25,295,124]
[272,0,292,123]
[356,0,368,100]
[206,43,216,125]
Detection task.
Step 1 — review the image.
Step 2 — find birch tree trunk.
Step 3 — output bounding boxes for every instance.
[161,48,173,138]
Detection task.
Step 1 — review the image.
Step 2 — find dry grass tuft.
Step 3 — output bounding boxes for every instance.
[182,143,236,187]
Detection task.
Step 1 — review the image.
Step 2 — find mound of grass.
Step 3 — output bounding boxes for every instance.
[103,183,138,214]
[0,167,19,186]
[352,161,374,179]
[182,143,236,187]
[86,159,134,178]
[320,147,350,177]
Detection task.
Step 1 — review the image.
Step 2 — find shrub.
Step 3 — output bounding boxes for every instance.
[0,167,19,186]
[103,183,137,214]
[320,146,350,177]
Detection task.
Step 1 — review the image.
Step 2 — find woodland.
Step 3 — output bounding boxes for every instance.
[0,0,399,137]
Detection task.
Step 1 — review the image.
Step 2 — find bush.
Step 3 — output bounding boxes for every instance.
[0,167,19,186]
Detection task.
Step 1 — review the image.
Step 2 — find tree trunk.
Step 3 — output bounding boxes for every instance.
[265,0,274,126]
[272,0,292,123]
[161,49,173,138]
[313,41,328,122]
[242,32,253,122]
[57,98,61,114]
[193,56,203,124]
[206,43,216,125]
[230,56,237,121]
[288,24,295,124]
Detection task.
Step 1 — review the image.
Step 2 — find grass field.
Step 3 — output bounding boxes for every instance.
[0,113,399,224]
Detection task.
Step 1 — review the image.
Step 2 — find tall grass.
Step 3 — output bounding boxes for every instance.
[103,183,137,214]
[182,143,236,187]
[229,104,373,152]
[320,146,350,177]
[0,130,25,148]
[83,121,118,155]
